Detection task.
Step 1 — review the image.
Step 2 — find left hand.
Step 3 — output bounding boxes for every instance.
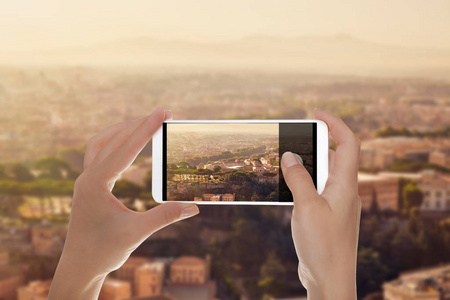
[48,107,199,300]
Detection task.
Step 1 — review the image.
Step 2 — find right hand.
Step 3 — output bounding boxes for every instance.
[281,110,361,300]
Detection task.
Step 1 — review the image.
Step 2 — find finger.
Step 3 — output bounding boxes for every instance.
[97,107,165,180]
[84,121,136,170]
[91,117,147,167]
[134,202,199,240]
[281,152,318,208]
[314,110,360,185]
[164,110,173,121]
[328,149,335,176]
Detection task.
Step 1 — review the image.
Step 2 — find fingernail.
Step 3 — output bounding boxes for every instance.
[164,109,172,117]
[180,205,199,219]
[282,152,301,168]
[294,153,303,165]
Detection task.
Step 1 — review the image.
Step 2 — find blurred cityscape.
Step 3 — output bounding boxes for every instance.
[0,66,449,300]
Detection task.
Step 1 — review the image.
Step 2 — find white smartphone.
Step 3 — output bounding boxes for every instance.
[152,120,328,205]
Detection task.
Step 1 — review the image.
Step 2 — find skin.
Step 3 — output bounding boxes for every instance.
[281,110,361,300]
[49,108,359,300]
[48,107,199,300]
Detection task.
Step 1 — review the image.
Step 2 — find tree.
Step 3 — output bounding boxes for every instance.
[58,147,84,171]
[213,165,222,173]
[357,248,389,298]
[9,163,34,182]
[258,251,287,297]
[402,183,424,211]
[407,207,423,236]
[0,180,25,216]
[0,164,6,179]
[251,192,260,201]
[35,157,78,180]
[143,170,152,191]
[112,180,143,210]
[369,190,379,216]
[177,161,191,169]
[391,229,422,271]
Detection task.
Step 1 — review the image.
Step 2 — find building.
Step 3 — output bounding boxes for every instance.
[0,225,32,255]
[170,256,207,285]
[194,197,202,201]
[429,150,450,168]
[176,183,190,193]
[222,194,235,201]
[130,296,175,300]
[360,137,435,170]
[383,264,450,300]
[134,262,165,297]
[252,166,265,173]
[202,194,215,201]
[0,248,27,300]
[210,195,221,201]
[166,255,215,300]
[358,173,399,211]
[0,247,8,266]
[419,170,450,211]
[99,277,131,300]
[31,224,67,257]
[163,283,217,300]
[17,280,52,300]
[114,256,152,294]
[360,148,395,170]
[0,266,26,300]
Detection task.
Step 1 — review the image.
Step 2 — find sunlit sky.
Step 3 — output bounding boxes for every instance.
[168,123,278,135]
[1,0,450,51]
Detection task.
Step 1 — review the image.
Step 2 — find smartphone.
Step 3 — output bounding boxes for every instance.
[152,120,328,205]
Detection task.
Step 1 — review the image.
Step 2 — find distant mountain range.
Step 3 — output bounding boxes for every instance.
[2,35,450,77]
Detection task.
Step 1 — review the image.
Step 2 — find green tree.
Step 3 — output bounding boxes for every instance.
[0,180,25,216]
[177,161,191,169]
[58,147,84,171]
[112,180,143,210]
[9,163,34,182]
[258,251,287,297]
[369,190,379,217]
[35,157,78,180]
[213,165,222,173]
[402,183,424,211]
[357,248,389,298]
[407,207,423,236]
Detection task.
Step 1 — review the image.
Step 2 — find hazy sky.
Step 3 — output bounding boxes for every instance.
[1,0,450,51]
[168,123,278,135]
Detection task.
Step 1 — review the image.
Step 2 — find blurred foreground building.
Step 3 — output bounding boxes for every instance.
[103,254,217,300]
[31,223,67,257]
[0,247,28,300]
[17,280,52,300]
[383,264,450,300]
[358,173,399,211]
[419,170,450,212]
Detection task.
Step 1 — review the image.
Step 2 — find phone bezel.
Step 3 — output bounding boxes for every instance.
[152,119,328,205]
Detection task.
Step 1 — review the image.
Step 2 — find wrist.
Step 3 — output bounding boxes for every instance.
[48,251,108,300]
[307,276,357,300]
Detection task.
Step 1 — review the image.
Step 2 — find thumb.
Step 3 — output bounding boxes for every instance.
[135,202,199,239]
[281,152,318,205]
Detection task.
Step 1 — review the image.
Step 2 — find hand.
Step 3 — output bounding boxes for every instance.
[48,107,199,300]
[281,110,361,300]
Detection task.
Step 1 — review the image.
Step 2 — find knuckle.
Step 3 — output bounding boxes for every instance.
[86,136,97,150]
[286,166,311,183]
[163,204,180,224]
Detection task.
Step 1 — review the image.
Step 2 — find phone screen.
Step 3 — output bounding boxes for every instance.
[162,122,317,202]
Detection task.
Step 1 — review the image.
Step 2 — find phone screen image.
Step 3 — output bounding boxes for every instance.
[163,122,317,202]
